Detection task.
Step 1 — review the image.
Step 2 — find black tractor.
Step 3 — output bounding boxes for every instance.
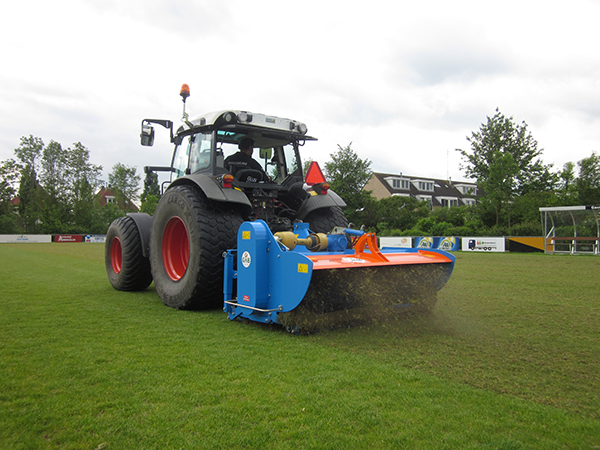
[105,84,348,310]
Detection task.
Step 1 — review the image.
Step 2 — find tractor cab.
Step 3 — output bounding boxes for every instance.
[138,84,345,233]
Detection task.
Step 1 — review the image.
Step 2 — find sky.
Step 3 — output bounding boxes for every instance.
[1,0,600,188]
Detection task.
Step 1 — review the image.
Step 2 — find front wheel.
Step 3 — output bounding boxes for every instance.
[105,215,153,291]
[150,184,243,310]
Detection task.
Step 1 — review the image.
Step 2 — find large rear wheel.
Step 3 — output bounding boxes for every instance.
[150,184,243,310]
[105,215,153,291]
[304,206,348,233]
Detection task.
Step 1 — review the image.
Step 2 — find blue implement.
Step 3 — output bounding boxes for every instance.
[224,221,314,324]
[224,220,456,332]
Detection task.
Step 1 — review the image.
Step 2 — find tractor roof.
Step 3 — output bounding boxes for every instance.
[178,110,316,142]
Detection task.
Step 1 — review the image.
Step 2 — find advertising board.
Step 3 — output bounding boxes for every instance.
[461,237,506,252]
[85,235,106,243]
[53,234,83,243]
[0,235,52,243]
[415,237,460,251]
[379,236,412,248]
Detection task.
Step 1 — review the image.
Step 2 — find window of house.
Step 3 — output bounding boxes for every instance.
[387,178,410,190]
[418,181,433,191]
[391,178,410,189]
[459,185,477,196]
[106,196,115,204]
[418,195,433,209]
[441,198,459,207]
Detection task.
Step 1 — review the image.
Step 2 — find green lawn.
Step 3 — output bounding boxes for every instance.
[1,244,599,449]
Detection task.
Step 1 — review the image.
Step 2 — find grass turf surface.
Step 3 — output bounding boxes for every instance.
[1,243,599,449]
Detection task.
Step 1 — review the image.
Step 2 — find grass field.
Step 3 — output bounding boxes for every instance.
[1,243,599,449]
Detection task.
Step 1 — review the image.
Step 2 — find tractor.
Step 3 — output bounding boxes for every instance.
[106,84,349,310]
[105,85,455,333]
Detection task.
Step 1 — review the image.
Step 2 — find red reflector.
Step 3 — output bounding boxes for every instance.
[223,173,234,188]
[305,161,326,185]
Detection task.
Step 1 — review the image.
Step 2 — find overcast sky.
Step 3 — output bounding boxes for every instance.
[1,0,599,187]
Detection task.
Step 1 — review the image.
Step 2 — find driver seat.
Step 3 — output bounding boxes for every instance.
[235,168,266,183]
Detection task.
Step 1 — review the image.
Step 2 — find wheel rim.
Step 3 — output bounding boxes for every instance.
[162,217,190,281]
[110,237,122,274]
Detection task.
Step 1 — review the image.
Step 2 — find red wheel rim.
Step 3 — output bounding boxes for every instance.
[162,217,190,281]
[110,237,122,274]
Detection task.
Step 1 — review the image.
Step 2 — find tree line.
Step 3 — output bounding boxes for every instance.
[1,109,598,236]
[0,136,147,234]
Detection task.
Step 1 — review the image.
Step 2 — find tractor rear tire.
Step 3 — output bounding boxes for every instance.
[150,184,243,310]
[304,206,348,233]
[105,215,153,291]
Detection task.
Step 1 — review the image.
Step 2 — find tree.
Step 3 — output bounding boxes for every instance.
[140,170,160,215]
[0,159,21,211]
[66,142,102,204]
[40,140,69,204]
[457,109,556,226]
[375,196,430,233]
[14,135,43,173]
[17,164,41,232]
[576,152,600,205]
[324,143,372,199]
[66,142,102,232]
[14,136,44,232]
[0,159,22,233]
[558,161,577,203]
[38,140,71,233]
[324,143,373,224]
[108,163,141,206]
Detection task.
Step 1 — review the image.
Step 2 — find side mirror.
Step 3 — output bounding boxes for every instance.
[140,124,155,146]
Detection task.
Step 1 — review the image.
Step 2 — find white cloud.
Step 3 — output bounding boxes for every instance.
[1,0,599,188]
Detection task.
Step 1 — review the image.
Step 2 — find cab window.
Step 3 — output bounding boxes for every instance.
[171,137,191,180]
[189,132,213,173]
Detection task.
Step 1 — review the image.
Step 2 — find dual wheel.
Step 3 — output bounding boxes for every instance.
[105,185,243,309]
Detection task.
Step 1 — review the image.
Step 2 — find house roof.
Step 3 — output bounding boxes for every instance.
[95,187,139,211]
[366,172,478,206]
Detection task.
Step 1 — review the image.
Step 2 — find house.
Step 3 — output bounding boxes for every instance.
[96,187,139,211]
[363,172,479,209]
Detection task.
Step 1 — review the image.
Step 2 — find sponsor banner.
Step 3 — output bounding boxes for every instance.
[0,234,52,243]
[53,234,83,243]
[85,234,106,243]
[415,237,460,251]
[415,237,434,248]
[379,236,412,248]
[462,237,506,252]
[437,237,460,251]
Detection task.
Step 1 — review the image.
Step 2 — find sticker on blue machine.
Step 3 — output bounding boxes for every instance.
[241,251,251,268]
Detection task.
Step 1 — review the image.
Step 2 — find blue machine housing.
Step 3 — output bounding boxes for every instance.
[224,221,315,324]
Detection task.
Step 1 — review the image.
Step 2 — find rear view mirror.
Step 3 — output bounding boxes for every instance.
[140,124,155,146]
[259,148,272,159]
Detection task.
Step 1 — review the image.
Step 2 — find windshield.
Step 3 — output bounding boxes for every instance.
[216,131,301,184]
[170,130,302,184]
